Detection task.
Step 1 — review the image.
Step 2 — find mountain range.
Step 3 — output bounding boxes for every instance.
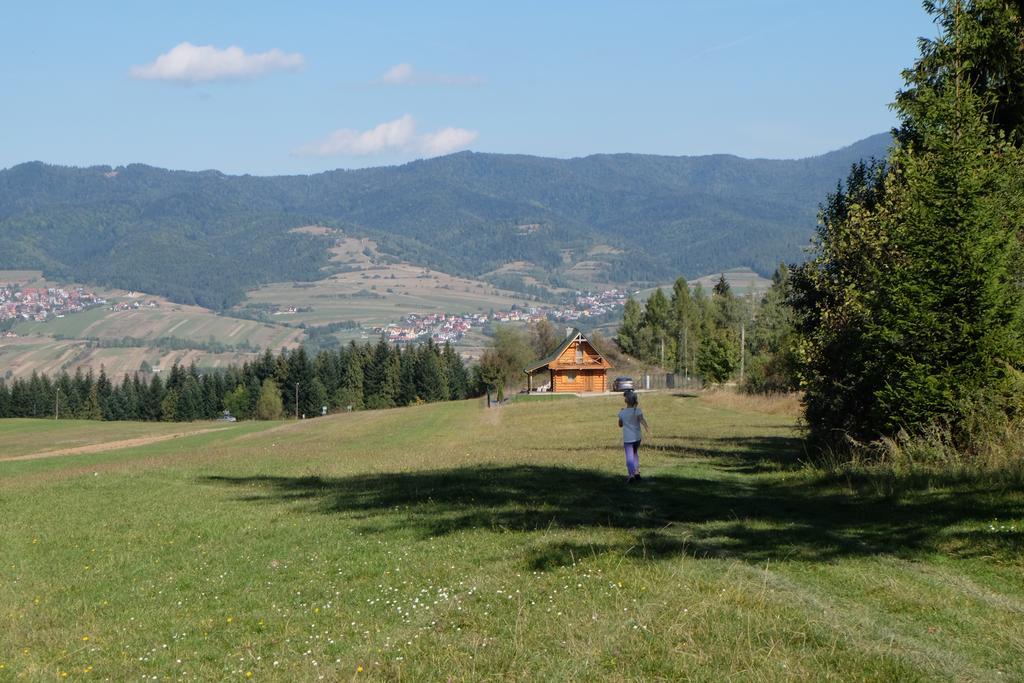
[0,133,891,309]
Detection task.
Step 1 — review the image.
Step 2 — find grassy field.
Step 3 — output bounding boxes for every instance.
[2,392,1022,680]
[14,301,301,350]
[0,419,228,460]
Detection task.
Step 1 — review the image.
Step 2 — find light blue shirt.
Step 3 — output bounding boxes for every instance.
[618,407,644,443]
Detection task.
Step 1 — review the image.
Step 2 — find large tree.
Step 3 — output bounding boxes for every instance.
[791,0,1024,446]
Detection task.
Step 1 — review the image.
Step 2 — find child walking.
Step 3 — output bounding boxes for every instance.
[618,389,649,482]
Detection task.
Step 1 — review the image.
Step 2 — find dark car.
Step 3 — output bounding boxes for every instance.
[613,376,634,392]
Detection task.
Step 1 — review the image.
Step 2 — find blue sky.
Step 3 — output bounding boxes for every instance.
[0,1,938,175]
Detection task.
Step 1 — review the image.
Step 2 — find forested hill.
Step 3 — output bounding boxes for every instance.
[0,133,890,309]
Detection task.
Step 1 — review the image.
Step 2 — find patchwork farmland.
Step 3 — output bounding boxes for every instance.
[2,271,303,380]
[0,335,268,381]
[241,235,531,328]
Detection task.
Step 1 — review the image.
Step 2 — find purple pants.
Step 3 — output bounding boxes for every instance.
[624,440,641,477]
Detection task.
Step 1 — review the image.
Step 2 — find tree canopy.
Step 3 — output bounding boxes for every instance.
[791,0,1024,447]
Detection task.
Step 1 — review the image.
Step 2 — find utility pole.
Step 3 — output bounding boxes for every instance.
[55,386,60,420]
[739,322,746,386]
[294,383,299,420]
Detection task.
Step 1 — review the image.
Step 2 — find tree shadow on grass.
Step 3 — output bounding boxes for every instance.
[203,457,1024,569]
[650,435,809,474]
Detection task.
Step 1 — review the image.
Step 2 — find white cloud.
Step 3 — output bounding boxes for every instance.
[380,63,415,85]
[131,42,305,83]
[295,115,478,157]
[420,127,480,156]
[377,63,484,87]
[296,115,417,156]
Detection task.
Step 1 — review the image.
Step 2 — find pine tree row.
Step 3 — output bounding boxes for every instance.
[0,338,474,421]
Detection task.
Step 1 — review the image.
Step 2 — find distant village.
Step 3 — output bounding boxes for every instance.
[0,285,106,325]
[1,280,626,348]
[376,288,627,345]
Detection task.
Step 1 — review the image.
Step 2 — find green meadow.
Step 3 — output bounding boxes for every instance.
[2,393,1022,681]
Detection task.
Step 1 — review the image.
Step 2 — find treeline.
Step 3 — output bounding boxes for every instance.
[788,0,1024,457]
[0,339,473,421]
[616,267,797,393]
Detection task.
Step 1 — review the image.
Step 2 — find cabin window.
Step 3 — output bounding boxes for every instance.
[575,345,584,364]
[566,371,576,383]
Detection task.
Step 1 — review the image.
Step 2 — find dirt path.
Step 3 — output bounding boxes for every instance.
[2,427,232,462]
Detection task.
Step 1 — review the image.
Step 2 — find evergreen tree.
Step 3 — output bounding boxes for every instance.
[256,349,277,382]
[96,366,113,419]
[10,378,29,418]
[364,339,398,409]
[245,373,262,417]
[335,342,365,410]
[166,363,186,393]
[643,288,670,332]
[711,275,742,331]
[897,0,1024,146]
[72,368,91,419]
[744,264,799,394]
[0,380,9,417]
[873,83,1023,436]
[55,372,76,419]
[282,346,317,418]
[85,373,103,420]
[397,345,419,406]
[119,373,141,420]
[27,372,53,418]
[176,375,204,421]
[792,0,1024,445]
[314,350,342,401]
[641,288,672,365]
[617,297,643,356]
[145,373,166,421]
[704,277,741,383]
[204,373,225,419]
[442,341,470,400]
[415,340,448,402]
[669,277,697,377]
[104,384,127,421]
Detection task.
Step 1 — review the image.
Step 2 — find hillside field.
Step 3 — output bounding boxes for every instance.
[0,335,275,382]
[241,236,533,328]
[1,253,533,378]
[3,271,303,380]
[14,302,299,351]
[2,392,1022,680]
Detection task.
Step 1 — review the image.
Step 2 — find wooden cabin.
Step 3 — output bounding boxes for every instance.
[524,328,612,393]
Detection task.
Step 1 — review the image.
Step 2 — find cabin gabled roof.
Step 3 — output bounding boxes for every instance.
[523,327,611,373]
